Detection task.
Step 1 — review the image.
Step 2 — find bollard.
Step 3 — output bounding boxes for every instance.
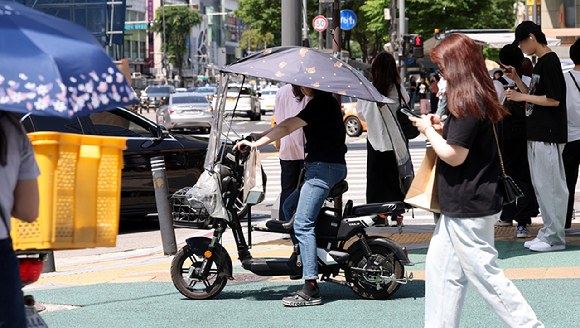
[41,250,55,273]
[151,156,177,255]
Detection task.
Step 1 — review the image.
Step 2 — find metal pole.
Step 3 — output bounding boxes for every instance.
[162,0,167,81]
[318,3,323,50]
[332,0,341,106]
[398,0,406,82]
[302,0,309,47]
[281,0,301,46]
[151,156,177,255]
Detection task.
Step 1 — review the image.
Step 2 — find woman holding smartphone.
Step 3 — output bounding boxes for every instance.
[409,34,543,327]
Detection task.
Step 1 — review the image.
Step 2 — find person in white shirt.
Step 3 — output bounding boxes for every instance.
[563,39,580,229]
[253,84,309,222]
[356,52,414,226]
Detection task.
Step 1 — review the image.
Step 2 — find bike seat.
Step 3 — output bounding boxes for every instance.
[345,201,405,218]
[328,180,348,198]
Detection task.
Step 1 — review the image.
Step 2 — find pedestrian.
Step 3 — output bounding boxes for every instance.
[409,33,544,328]
[505,21,568,252]
[563,38,580,229]
[253,84,308,224]
[418,77,430,114]
[234,87,347,307]
[429,73,440,113]
[435,71,447,117]
[409,76,417,110]
[356,52,413,226]
[494,44,540,238]
[0,111,41,328]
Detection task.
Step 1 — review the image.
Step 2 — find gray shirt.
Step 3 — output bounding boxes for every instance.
[0,116,40,239]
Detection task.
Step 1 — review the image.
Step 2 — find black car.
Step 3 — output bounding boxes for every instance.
[21,107,208,218]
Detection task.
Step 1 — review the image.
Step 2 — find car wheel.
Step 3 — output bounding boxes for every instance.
[345,116,363,137]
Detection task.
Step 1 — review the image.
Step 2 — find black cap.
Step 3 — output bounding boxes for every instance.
[512,21,542,46]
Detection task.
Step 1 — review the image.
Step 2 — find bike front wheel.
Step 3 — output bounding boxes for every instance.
[170,246,229,300]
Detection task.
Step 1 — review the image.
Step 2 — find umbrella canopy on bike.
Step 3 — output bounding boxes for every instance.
[215,46,395,104]
[0,1,137,118]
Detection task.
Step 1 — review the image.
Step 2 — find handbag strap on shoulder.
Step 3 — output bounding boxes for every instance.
[491,123,507,177]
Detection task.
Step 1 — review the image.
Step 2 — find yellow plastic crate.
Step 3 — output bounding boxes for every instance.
[11,132,127,251]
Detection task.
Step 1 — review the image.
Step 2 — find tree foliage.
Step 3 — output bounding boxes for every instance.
[235,0,517,62]
[235,0,320,46]
[239,29,275,51]
[151,6,203,80]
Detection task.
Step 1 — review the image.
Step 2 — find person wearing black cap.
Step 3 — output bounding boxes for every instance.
[505,21,568,252]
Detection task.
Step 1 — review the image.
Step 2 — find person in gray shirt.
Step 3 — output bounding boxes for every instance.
[0,111,40,328]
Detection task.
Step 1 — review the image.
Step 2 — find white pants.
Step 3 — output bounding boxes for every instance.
[425,213,543,328]
[527,141,568,246]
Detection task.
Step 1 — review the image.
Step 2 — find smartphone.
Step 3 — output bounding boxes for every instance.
[400,107,421,118]
[495,61,509,71]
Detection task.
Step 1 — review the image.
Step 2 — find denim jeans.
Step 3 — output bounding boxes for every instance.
[425,213,543,328]
[283,161,347,280]
[0,238,26,328]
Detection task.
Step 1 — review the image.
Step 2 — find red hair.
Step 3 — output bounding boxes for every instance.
[430,34,507,123]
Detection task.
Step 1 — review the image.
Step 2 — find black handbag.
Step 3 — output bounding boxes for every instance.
[492,124,524,205]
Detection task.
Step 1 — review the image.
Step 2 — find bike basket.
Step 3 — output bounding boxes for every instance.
[11,132,126,251]
[172,187,213,229]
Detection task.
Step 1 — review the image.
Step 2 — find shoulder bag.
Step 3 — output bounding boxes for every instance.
[492,123,524,205]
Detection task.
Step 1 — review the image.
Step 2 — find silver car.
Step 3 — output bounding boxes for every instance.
[156,92,213,132]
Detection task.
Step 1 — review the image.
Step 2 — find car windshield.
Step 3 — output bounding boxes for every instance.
[171,96,209,104]
[227,87,251,94]
[145,86,173,94]
[196,87,216,94]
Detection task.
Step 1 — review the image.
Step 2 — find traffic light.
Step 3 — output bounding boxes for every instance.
[402,35,411,57]
[412,35,424,58]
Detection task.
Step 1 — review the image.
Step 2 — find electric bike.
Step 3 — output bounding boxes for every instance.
[169,141,414,300]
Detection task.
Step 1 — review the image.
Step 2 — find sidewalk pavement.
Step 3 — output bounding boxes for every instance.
[24,217,580,328]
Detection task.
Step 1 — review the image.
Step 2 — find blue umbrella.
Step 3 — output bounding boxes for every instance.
[0,1,137,118]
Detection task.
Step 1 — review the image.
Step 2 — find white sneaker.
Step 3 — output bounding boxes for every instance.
[524,238,540,249]
[529,241,566,252]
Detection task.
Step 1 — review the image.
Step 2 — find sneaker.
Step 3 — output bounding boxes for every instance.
[495,219,513,227]
[282,291,322,307]
[529,241,566,252]
[524,238,540,248]
[515,226,529,238]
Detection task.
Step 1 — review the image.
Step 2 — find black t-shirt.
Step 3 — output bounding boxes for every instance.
[497,76,526,140]
[525,52,567,143]
[296,93,347,164]
[438,111,503,218]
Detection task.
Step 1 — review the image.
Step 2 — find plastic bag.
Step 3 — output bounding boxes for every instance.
[185,170,229,220]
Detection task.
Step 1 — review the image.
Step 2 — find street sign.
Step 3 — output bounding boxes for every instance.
[340,10,357,30]
[313,15,328,32]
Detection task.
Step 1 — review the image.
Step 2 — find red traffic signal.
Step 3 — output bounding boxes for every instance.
[414,35,423,47]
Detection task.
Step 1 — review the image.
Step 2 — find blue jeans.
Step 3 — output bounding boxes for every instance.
[0,238,26,328]
[283,162,347,280]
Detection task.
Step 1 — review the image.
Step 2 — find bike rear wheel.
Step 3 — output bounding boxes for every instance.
[170,246,228,300]
[346,244,404,299]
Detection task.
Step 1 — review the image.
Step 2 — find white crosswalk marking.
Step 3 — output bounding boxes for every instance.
[253,137,437,221]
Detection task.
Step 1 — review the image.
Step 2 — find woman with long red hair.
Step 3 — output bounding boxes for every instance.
[409,34,543,327]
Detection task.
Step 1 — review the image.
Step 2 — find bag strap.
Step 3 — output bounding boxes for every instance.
[491,123,507,178]
[569,72,580,94]
[395,83,410,109]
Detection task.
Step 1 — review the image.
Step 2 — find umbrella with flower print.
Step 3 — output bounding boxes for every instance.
[0,1,137,118]
[217,46,395,104]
